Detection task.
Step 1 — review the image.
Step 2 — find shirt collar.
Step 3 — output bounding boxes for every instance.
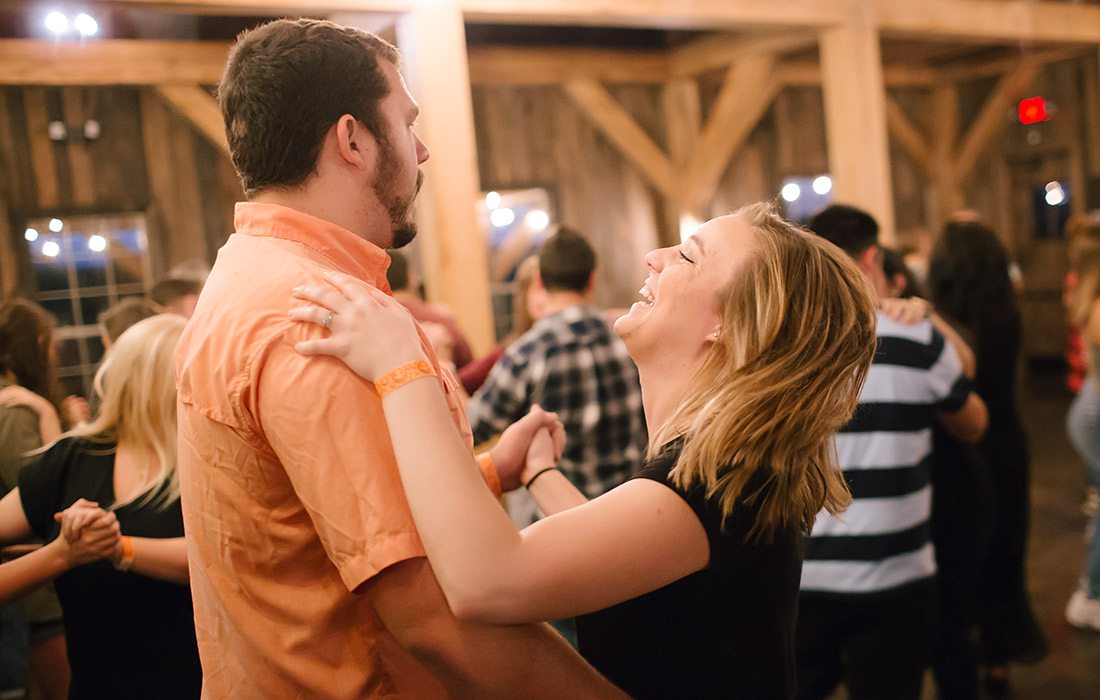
[233,202,391,290]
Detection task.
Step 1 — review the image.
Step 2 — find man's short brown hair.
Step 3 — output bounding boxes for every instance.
[539,227,597,293]
[218,19,400,197]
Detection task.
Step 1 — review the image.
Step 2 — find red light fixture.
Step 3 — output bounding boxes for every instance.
[1018,96,1049,125]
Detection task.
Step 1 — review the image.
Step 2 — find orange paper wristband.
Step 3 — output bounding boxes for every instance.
[114,536,135,572]
[477,453,503,497]
[375,359,437,399]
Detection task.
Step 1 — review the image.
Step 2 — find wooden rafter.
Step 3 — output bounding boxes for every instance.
[0,40,227,85]
[883,95,935,178]
[563,79,676,198]
[936,46,1091,82]
[682,54,778,213]
[153,84,229,156]
[876,0,1100,44]
[775,61,937,88]
[468,46,670,85]
[953,63,1040,182]
[67,0,1100,43]
[669,32,816,79]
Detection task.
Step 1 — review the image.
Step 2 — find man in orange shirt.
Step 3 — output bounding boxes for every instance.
[176,19,621,698]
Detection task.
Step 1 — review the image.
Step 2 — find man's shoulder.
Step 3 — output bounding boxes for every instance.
[871,315,946,369]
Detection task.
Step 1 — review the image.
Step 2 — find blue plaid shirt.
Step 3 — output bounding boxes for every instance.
[468,305,646,513]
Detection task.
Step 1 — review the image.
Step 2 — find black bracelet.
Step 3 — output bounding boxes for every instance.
[524,466,560,490]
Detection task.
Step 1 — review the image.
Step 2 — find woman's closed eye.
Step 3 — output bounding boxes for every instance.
[679,250,696,264]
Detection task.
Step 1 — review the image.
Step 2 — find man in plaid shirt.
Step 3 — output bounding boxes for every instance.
[468,227,646,526]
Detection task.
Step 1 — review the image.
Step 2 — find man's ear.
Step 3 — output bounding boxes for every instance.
[858,244,880,277]
[333,115,371,168]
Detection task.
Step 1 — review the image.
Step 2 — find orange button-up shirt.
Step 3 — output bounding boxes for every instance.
[176,202,470,698]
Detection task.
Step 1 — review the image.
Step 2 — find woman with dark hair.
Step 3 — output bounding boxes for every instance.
[927,221,1047,693]
[0,299,69,700]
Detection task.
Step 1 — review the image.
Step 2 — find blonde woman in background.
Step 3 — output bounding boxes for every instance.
[291,204,877,698]
[0,315,201,699]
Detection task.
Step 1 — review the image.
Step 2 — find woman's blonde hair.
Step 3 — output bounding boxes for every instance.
[652,203,877,541]
[53,314,185,509]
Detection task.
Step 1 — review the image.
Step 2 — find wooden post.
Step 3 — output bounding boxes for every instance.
[931,83,962,225]
[819,5,896,245]
[1085,50,1100,179]
[661,78,701,246]
[389,5,495,355]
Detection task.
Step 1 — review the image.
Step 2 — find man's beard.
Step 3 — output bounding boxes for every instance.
[387,169,424,249]
[374,138,424,250]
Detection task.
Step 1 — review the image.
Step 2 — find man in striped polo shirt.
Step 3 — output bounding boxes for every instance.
[798,205,989,700]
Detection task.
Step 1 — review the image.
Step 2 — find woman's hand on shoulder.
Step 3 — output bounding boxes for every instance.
[0,386,54,418]
[291,271,427,381]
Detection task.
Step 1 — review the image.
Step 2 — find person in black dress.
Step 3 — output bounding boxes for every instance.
[289,203,878,698]
[0,314,201,699]
[927,220,1047,693]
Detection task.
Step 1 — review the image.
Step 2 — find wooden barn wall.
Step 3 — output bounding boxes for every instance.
[0,85,239,299]
[472,83,663,309]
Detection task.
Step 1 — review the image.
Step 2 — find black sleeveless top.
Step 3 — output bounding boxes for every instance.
[576,440,801,699]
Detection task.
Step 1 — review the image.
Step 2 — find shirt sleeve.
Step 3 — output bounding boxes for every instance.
[250,328,427,593]
[927,329,972,412]
[0,406,43,495]
[466,346,533,445]
[17,440,72,540]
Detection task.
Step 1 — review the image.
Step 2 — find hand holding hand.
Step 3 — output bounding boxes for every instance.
[52,501,121,568]
[291,271,427,382]
[491,406,564,490]
[60,395,90,427]
[520,428,559,486]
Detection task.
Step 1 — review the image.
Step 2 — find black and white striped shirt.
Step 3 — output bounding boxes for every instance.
[801,313,971,595]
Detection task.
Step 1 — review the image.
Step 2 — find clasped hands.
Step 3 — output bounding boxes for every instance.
[488,407,566,492]
[48,499,122,569]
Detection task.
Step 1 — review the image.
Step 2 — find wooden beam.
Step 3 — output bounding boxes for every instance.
[23,87,60,210]
[564,79,676,198]
[61,88,96,206]
[468,46,670,85]
[820,14,896,245]
[877,0,1100,44]
[670,32,816,79]
[682,55,778,214]
[394,6,496,355]
[660,78,701,244]
[462,0,853,29]
[153,85,230,157]
[954,63,1040,183]
[776,60,937,88]
[935,46,1090,83]
[0,40,228,86]
[1086,50,1100,178]
[884,95,935,179]
[931,83,963,221]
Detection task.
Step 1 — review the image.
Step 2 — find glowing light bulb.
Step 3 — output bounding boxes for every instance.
[781,183,801,203]
[73,13,98,37]
[88,235,107,252]
[812,175,833,196]
[44,11,68,34]
[48,218,64,232]
[524,209,550,231]
[490,207,515,228]
[485,191,502,209]
[24,228,39,242]
[42,241,61,257]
